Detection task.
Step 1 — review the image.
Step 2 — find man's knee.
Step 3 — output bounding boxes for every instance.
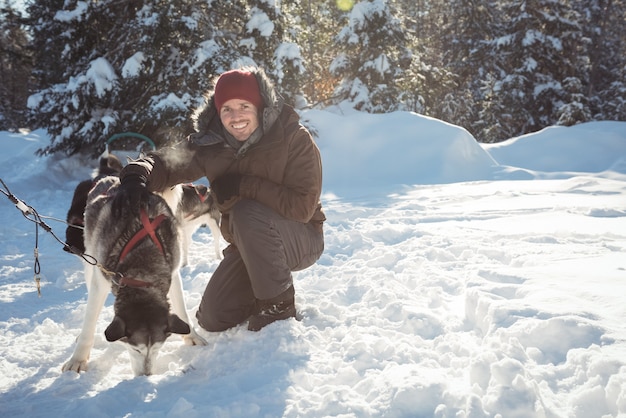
[195,307,234,332]
[195,294,255,332]
[230,199,271,231]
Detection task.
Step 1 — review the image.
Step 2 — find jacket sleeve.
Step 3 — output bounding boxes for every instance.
[119,157,154,184]
[239,125,323,223]
[121,141,206,192]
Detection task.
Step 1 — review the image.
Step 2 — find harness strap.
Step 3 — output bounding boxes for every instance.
[119,208,166,263]
[98,264,153,289]
[118,275,154,288]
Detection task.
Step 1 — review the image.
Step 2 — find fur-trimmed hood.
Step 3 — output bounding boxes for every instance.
[188,67,284,147]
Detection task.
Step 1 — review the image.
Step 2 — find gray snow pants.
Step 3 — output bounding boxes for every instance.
[195,199,324,332]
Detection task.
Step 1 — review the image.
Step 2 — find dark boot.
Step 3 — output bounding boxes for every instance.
[248,285,296,331]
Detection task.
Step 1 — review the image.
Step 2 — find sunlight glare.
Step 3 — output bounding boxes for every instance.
[336,0,354,12]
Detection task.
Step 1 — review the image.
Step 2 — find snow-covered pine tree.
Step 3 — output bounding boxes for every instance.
[485,0,583,139]
[0,2,32,130]
[238,0,305,107]
[25,0,67,90]
[477,71,524,143]
[391,0,435,115]
[437,0,499,136]
[27,0,228,157]
[330,0,411,113]
[579,0,626,122]
[557,77,592,126]
[282,0,343,108]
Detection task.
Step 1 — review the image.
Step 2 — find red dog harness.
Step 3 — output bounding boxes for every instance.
[119,208,166,263]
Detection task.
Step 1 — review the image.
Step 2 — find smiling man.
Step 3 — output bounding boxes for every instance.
[113,67,326,332]
[214,71,263,142]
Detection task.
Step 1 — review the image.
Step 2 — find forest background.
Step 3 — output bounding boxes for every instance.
[1,0,625,156]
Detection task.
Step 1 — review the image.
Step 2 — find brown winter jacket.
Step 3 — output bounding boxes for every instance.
[121,68,325,244]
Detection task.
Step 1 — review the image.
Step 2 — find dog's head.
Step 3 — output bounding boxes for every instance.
[104,302,190,376]
[179,183,216,220]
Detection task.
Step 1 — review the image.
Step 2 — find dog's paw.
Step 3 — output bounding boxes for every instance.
[62,358,89,373]
[182,330,208,346]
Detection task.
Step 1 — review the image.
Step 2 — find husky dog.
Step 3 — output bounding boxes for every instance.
[177,183,222,264]
[62,176,207,376]
[158,183,221,265]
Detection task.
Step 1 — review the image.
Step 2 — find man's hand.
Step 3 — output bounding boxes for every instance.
[111,174,150,218]
[211,174,242,204]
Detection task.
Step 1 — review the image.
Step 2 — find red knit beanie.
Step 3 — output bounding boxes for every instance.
[214,69,264,111]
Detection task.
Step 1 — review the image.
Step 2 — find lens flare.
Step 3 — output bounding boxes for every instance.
[336,0,354,12]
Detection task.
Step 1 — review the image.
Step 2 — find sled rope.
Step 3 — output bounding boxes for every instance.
[0,178,98,296]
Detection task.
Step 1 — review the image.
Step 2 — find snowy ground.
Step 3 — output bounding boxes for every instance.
[1,111,625,417]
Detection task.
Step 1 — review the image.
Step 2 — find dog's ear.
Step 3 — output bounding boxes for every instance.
[196,184,208,195]
[104,316,127,342]
[168,314,191,335]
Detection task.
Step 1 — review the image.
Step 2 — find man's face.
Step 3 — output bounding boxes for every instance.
[219,98,260,142]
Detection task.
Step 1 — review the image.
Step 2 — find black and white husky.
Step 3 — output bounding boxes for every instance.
[174,183,222,264]
[62,176,208,376]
